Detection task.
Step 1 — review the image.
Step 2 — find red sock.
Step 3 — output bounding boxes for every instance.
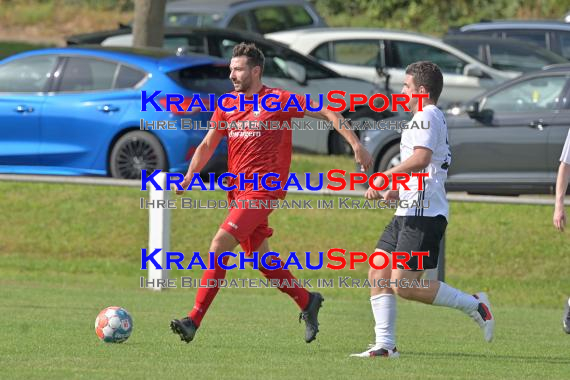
[188,255,229,327]
[259,257,310,310]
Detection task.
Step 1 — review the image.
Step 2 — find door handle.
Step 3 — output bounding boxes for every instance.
[99,104,119,113]
[15,105,34,113]
[528,120,548,131]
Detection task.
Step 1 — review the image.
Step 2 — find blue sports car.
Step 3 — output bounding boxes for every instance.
[0,46,231,178]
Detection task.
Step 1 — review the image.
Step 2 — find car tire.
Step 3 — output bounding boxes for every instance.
[329,108,382,155]
[109,131,167,179]
[377,144,401,172]
[329,130,356,155]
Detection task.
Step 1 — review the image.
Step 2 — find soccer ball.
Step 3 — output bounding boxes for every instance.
[95,306,133,343]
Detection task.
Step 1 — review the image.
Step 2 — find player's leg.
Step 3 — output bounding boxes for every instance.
[170,228,239,343]
[391,268,493,342]
[562,297,570,334]
[390,215,494,342]
[188,228,239,325]
[255,238,311,310]
[351,217,399,358]
[254,238,323,343]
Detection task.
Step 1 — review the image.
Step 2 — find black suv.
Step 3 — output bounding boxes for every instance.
[443,35,567,73]
[450,20,570,60]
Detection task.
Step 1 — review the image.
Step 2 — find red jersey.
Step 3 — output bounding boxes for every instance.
[212,86,306,199]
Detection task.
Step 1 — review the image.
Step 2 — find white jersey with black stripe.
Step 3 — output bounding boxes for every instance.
[395,105,450,220]
[560,129,570,164]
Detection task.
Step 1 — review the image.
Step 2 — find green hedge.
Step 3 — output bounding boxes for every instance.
[315,0,570,36]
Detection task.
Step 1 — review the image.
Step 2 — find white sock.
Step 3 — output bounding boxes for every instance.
[433,282,478,314]
[370,294,396,350]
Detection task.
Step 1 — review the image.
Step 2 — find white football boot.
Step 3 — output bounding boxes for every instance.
[350,344,400,358]
[470,292,495,342]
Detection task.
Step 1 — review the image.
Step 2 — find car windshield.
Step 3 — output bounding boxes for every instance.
[165,12,225,27]
[487,43,567,72]
[267,51,338,80]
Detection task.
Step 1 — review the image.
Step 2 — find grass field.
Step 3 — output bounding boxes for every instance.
[1,170,569,379]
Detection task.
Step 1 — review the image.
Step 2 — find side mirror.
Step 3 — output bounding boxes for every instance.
[478,109,494,124]
[464,63,485,78]
[467,101,493,123]
[466,101,479,118]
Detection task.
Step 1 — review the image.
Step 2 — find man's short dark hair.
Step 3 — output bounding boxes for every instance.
[232,42,265,75]
[405,61,443,103]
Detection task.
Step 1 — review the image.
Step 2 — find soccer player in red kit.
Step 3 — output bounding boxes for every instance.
[170,43,372,344]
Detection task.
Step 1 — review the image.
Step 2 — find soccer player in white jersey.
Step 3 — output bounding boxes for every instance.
[352,61,494,358]
[553,128,570,333]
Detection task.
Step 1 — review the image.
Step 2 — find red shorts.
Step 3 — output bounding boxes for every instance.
[220,193,276,256]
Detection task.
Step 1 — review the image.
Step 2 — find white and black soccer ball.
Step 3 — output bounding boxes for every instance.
[95,306,133,343]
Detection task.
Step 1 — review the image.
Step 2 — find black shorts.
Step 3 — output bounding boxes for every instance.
[376,215,447,271]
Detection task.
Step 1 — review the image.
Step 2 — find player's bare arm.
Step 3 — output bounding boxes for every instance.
[365,147,432,200]
[176,129,224,195]
[553,161,570,232]
[304,104,372,171]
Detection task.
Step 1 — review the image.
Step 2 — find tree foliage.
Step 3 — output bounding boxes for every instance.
[315,0,570,36]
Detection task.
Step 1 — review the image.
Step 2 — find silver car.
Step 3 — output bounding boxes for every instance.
[266,28,517,108]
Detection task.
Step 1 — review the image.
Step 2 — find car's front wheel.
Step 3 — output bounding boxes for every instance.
[329,130,358,155]
[329,108,382,155]
[109,131,167,179]
[377,144,401,172]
